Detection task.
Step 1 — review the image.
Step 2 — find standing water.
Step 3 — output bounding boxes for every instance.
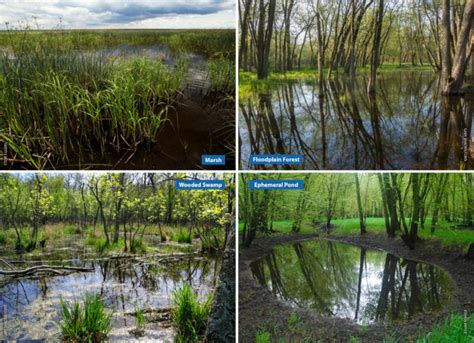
[240,71,473,170]
[250,239,454,324]
[0,238,219,341]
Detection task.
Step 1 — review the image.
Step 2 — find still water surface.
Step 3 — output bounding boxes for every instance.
[240,71,473,170]
[0,245,219,341]
[251,239,454,324]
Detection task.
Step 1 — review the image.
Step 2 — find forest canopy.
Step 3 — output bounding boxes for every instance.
[0,172,234,253]
[239,173,474,253]
[239,0,474,94]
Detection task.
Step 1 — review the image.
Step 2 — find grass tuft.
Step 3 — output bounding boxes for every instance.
[171,284,212,342]
[59,293,112,342]
[255,330,271,343]
[171,229,193,244]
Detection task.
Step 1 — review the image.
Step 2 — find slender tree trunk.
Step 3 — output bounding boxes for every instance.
[239,0,252,71]
[377,174,390,233]
[383,174,399,237]
[355,174,366,234]
[81,183,87,228]
[257,0,277,79]
[368,0,384,94]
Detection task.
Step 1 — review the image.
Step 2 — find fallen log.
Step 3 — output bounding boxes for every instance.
[125,307,173,326]
[0,265,93,277]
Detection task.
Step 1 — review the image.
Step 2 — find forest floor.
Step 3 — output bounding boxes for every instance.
[239,232,474,342]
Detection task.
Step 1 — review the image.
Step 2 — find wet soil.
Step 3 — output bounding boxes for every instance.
[239,232,474,342]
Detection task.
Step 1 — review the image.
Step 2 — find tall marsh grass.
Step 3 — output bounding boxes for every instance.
[0,29,234,58]
[0,31,197,168]
[207,57,236,96]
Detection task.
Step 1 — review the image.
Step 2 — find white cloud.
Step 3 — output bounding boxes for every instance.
[0,0,236,29]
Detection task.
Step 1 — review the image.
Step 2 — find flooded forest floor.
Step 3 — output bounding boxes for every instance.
[0,231,220,341]
[239,232,474,342]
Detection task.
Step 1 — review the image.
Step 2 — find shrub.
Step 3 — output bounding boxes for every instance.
[255,330,271,343]
[129,306,146,338]
[64,225,81,235]
[0,231,7,244]
[416,313,474,343]
[135,307,145,329]
[200,227,225,253]
[59,294,112,342]
[130,238,147,254]
[171,284,212,342]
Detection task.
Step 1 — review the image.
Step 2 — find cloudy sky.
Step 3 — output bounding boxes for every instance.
[0,0,235,29]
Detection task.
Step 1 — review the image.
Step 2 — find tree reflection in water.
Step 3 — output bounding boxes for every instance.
[240,72,473,170]
[250,239,453,323]
[0,256,219,340]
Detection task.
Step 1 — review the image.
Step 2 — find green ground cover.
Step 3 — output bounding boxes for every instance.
[239,217,474,248]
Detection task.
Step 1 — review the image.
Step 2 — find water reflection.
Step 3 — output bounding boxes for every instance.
[0,256,219,340]
[240,72,473,170]
[250,239,453,323]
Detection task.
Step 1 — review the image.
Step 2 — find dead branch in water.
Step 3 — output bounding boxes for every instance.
[125,307,172,326]
[0,264,93,277]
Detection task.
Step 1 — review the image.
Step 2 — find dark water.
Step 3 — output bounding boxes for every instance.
[239,71,473,170]
[0,251,219,340]
[250,239,454,324]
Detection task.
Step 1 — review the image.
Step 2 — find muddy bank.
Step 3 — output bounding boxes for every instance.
[239,232,474,342]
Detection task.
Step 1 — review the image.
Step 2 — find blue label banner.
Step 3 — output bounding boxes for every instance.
[201,155,226,165]
[176,180,225,190]
[249,180,305,190]
[250,155,304,165]
[249,154,304,165]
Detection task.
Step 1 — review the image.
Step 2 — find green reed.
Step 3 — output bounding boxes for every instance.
[0,29,234,58]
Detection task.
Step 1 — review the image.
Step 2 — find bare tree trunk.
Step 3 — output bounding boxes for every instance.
[441,0,452,84]
[316,10,324,91]
[367,0,384,94]
[205,217,235,342]
[355,174,366,234]
[239,0,252,71]
[442,0,474,95]
[347,0,357,79]
[257,0,277,79]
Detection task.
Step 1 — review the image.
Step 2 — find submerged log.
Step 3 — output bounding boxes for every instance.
[466,244,474,260]
[0,264,93,277]
[125,307,172,326]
